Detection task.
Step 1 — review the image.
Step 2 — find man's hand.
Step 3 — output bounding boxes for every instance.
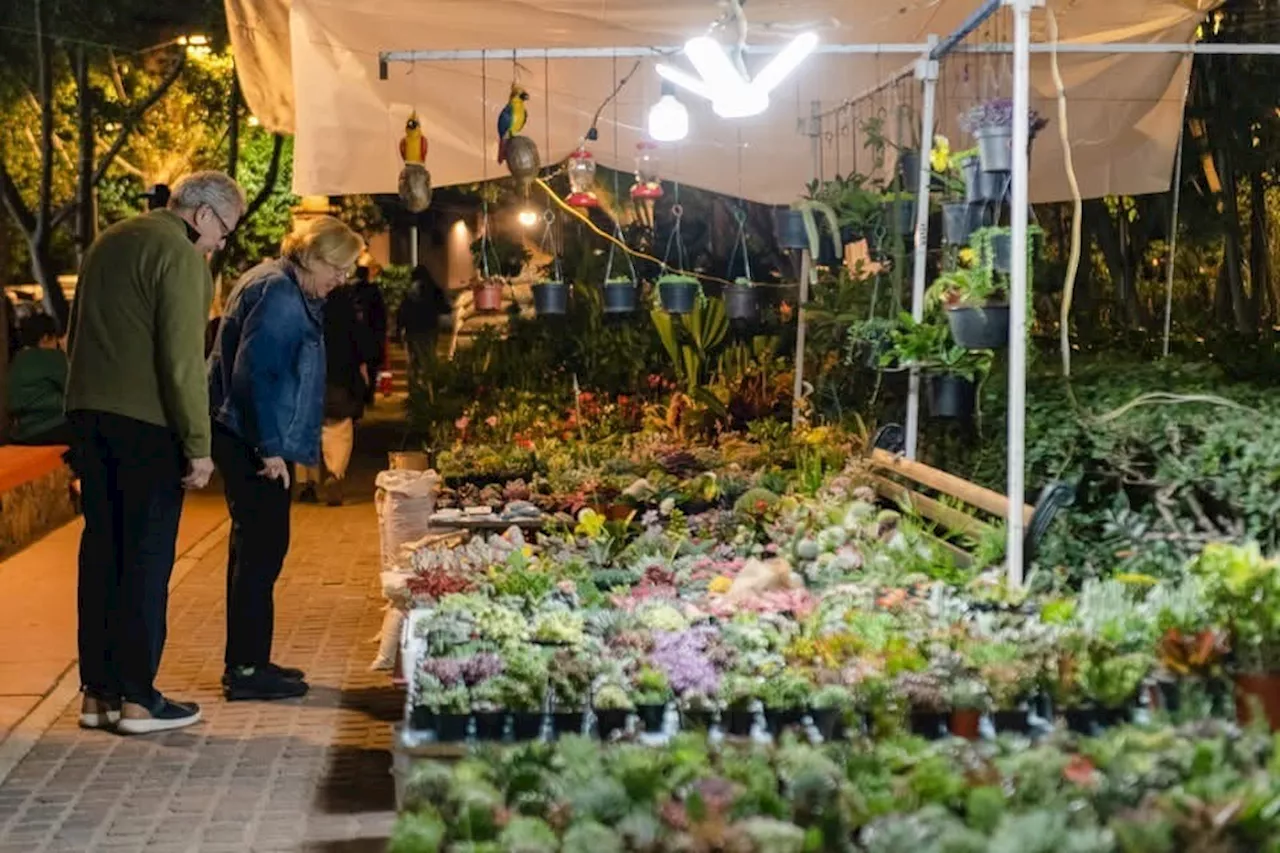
[259,456,290,489]
[183,457,214,490]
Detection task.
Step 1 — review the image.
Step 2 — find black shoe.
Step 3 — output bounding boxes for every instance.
[324,478,343,507]
[116,697,202,735]
[298,484,319,504]
[264,662,306,681]
[223,666,310,702]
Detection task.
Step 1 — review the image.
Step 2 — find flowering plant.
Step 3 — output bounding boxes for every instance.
[958,98,1049,138]
[650,628,721,700]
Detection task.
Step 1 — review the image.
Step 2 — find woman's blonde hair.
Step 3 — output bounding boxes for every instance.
[282,215,364,273]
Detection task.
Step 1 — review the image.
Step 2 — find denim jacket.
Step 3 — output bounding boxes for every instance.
[208,260,326,465]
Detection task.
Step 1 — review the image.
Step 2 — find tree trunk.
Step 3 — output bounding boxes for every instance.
[32,0,69,331]
[1084,199,1146,328]
[1217,149,1252,335]
[74,43,96,262]
[1250,170,1271,327]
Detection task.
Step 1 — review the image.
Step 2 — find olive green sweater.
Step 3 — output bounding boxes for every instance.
[65,210,213,458]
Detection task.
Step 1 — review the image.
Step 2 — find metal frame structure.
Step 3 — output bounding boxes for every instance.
[379,6,1280,587]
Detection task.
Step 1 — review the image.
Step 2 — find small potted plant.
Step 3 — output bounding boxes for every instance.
[532,278,569,316]
[1063,648,1151,734]
[932,135,980,245]
[929,266,1009,350]
[549,649,594,738]
[723,277,759,323]
[926,346,991,421]
[631,666,672,733]
[679,692,718,732]
[958,98,1049,174]
[471,678,507,741]
[947,677,989,740]
[970,645,1039,734]
[809,684,855,741]
[847,317,901,371]
[761,671,813,738]
[497,646,550,740]
[657,273,700,314]
[718,673,761,737]
[893,671,949,740]
[970,224,1043,277]
[421,678,471,742]
[592,680,634,740]
[603,275,638,314]
[471,276,506,313]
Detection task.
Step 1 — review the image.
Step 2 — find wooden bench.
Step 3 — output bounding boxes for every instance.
[864,425,1073,569]
[0,445,77,558]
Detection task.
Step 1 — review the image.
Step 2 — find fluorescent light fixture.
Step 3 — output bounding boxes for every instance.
[752,32,819,95]
[683,36,744,90]
[712,87,769,119]
[647,83,689,142]
[655,32,819,121]
[655,64,714,101]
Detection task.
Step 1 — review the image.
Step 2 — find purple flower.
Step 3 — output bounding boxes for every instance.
[461,653,504,686]
[650,627,721,697]
[421,657,464,687]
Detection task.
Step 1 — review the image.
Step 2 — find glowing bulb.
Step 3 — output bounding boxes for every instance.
[683,36,744,90]
[752,32,819,95]
[517,208,538,228]
[647,84,689,142]
[712,87,769,119]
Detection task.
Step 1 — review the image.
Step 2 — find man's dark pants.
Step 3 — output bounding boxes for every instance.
[70,410,185,708]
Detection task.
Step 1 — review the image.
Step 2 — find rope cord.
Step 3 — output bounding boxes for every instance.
[1047,9,1083,378]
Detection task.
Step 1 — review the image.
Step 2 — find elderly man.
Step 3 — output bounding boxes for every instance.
[67,171,245,735]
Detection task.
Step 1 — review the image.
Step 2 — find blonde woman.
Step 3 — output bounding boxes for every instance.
[207,216,364,701]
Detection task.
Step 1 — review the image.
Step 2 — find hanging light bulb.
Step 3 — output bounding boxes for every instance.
[752,32,819,95]
[517,208,539,228]
[712,86,769,120]
[647,82,689,142]
[655,31,819,121]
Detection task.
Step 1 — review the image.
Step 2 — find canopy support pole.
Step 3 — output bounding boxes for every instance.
[905,40,939,460]
[1005,0,1042,587]
[1163,103,1187,358]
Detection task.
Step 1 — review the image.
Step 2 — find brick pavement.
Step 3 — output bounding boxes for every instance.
[0,417,406,852]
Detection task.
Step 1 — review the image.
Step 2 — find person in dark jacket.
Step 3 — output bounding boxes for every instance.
[207,215,363,702]
[351,265,387,405]
[395,265,451,382]
[296,283,376,506]
[7,312,71,446]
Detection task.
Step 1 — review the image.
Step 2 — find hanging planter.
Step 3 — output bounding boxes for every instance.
[657,274,699,314]
[897,148,921,192]
[723,279,759,322]
[941,203,980,245]
[991,232,1012,273]
[775,208,809,249]
[975,126,1014,173]
[947,305,1010,349]
[960,99,1050,175]
[472,278,505,313]
[881,197,915,236]
[532,280,569,316]
[927,374,976,420]
[603,278,638,314]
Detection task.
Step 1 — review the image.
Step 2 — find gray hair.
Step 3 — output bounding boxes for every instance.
[168,171,247,223]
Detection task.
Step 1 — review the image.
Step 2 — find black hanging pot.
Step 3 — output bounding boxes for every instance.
[990,231,1012,273]
[947,305,1010,349]
[510,711,545,741]
[721,709,756,737]
[635,703,667,734]
[898,149,921,192]
[723,283,759,321]
[658,279,699,314]
[473,711,507,741]
[433,713,471,743]
[775,208,809,250]
[532,281,568,316]
[551,711,584,738]
[882,200,915,236]
[594,709,629,739]
[942,203,979,245]
[975,125,1014,173]
[603,281,638,314]
[926,374,976,420]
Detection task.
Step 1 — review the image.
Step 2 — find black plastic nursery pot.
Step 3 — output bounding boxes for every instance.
[775,209,809,250]
[434,713,471,742]
[898,149,921,192]
[551,711,584,738]
[510,711,545,741]
[635,703,667,734]
[883,200,915,236]
[909,710,950,740]
[723,283,759,322]
[942,203,980,245]
[926,374,976,420]
[602,282,638,314]
[473,711,507,741]
[594,709,629,739]
[975,125,1013,173]
[1064,706,1131,735]
[680,709,716,732]
[532,282,568,316]
[722,709,756,737]
[992,709,1032,735]
[658,281,698,314]
[764,707,807,738]
[809,708,847,741]
[947,305,1010,350]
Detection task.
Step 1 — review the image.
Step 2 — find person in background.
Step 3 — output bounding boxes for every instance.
[67,170,245,735]
[142,183,171,211]
[208,215,363,702]
[350,265,387,405]
[296,282,375,506]
[7,312,71,446]
[395,265,451,383]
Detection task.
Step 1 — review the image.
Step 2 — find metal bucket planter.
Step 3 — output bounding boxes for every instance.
[947,304,1010,349]
[990,231,1012,273]
[942,203,979,245]
[723,283,759,321]
[532,281,568,316]
[975,125,1014,173]
[882,200,915,236]
[602,281,638,314]
[978,169,1008,204]
[658,279,699,314]
[898,149,921,192]
[775,209,809,249]
[472,279,504,312]
[926,374,976,420]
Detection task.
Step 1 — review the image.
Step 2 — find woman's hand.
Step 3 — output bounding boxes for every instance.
[259,456,290,488]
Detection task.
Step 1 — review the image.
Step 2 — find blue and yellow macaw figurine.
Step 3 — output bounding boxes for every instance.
[496,83,529,165]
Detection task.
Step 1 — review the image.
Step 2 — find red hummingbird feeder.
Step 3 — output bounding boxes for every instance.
[565,145,599,208]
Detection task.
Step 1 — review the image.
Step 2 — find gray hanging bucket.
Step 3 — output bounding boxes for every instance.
[975,125,1014,173]
[723,283,759,321]
[947,305,1010,350]
[775,209,809,249]
[603,282,637,314]
[990,232,1012,273]
[942,203,979,245]
[532,281,568,316]
[659,280,699,314]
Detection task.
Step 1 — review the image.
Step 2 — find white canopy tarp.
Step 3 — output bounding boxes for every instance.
[225,0,1217,205]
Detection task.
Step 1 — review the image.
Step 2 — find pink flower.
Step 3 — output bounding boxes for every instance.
[485,415,499,428]
[455,416,470,430]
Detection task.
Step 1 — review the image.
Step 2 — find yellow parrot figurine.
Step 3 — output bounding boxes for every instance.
[399,111,428,165]
[496,84,529,165]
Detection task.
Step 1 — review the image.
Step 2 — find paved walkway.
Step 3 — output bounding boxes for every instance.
[0,404,408,852]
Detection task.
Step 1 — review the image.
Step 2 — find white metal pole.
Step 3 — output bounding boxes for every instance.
[905,43,939,460]
[1005,0,1039,586]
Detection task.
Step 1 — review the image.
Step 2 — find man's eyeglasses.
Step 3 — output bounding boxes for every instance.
[204,205,236,241]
